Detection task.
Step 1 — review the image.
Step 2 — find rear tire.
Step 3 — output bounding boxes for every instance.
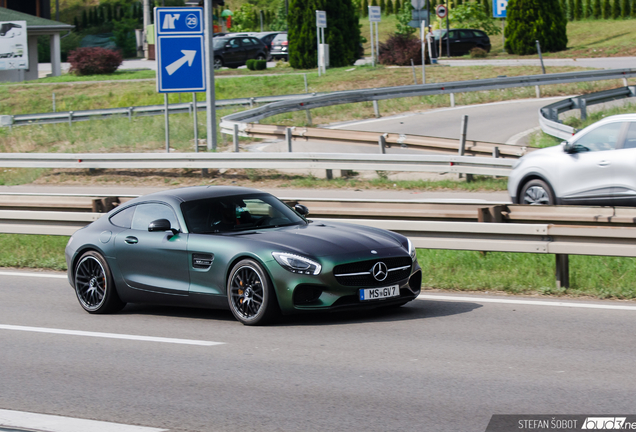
[74,251,125,314]
[227,259,279,326]
[213,56,223,70]
[520,179,555,205]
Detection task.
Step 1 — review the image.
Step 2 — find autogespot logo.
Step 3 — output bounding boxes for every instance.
[582,418,628,430]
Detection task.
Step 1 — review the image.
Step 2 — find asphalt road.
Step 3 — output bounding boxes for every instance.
[2,271,636,432]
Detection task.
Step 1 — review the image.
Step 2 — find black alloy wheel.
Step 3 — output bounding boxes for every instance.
[227,259,279,326]
[74,251,125,314]
[213,56,223,70]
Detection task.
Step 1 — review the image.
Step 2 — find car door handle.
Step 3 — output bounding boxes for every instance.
[598,161,610,167]
[124,236,138,244]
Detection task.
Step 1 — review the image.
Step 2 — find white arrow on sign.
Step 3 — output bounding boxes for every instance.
[165,50,197,76]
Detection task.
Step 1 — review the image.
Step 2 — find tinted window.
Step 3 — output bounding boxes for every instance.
[623,122,636,149]
[448,31,457,39]
[110,205,135,229]
[241,37,254,46]
[131,203,179,231]
[573,122,623,152]
[181,194,305,234]
[272,33,287,43]
[227,38,241,48]
[473,30,487,38]
[458,30,473,38]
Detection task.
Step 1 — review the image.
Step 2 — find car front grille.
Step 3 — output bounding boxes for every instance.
[333,257,412,287]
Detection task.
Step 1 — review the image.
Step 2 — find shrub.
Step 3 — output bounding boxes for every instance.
[469,47,488,58]
[68,47,123,75]
[254,59,267,70]
[378,33,429,66]
[504,0,567,55]
[246,59,256,70]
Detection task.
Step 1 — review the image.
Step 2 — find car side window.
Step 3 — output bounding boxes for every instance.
[228,38,241,48]
[622,122,636,149]
[473,30,486,38]
[110,205,136,229]
[458,30,473,38]
[448,31,457,39]
[572,122,623,152]
[131,203,179,231]
[241,38,254,46]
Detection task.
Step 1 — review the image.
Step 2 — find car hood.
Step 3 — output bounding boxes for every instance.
[522,144,565,160]
[227,221,405,258]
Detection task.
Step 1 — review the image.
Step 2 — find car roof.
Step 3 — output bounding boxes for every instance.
[125,186,267,206]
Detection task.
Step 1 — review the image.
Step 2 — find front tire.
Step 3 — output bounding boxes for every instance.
[227,259,279,326]
[74,251,125,314]
[213,56,223,70]
[520,179,555,205]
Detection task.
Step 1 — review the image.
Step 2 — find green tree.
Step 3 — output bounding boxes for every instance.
[269,1,289,31]
[232,4,258,31]
[504,0,567,55]
[449,2,501,34]
[567,0,574,19]
[362,0,369,16]
[112,17,137,58]
[602,0,611,17]
[611,0,621,17]
[380,0,386,13]
[288,0,361,69]
[395,0,416,35]
[481,0,491,15]
[574,0,583,18]
[592,0,601,16]
[386,0,394,14]
[394,0,402,14]
[621,0,631,16]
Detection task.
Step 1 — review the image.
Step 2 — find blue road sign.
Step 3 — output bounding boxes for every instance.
[155,7,206,93]
[493,0,508,18]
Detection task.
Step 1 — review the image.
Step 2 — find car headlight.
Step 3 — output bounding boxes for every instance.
[407,239,416,261]
[272,252,321,275]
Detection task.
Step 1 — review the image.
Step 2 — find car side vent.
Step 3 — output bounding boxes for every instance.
[192,253,214,269]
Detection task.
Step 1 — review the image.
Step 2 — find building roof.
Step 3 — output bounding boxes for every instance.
[0,7,73,34]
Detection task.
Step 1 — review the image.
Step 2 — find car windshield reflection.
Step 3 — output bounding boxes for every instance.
[181,194,306,234]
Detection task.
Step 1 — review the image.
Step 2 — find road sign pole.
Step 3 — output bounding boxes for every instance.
[204,0,217,151]
[193,92,199,152]
[369,21,375,67]
[317,24,321,77]
[164,93,170,153]
[375,22,379,62]
[421,20,425,84]
[445,0,450,58]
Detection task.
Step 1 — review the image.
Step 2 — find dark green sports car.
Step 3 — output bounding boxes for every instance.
[65,186,422,325]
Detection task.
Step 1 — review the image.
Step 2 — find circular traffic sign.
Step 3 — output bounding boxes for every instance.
[436,4,448,19]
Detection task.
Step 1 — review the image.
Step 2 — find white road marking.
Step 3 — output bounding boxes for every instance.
[505,126,542,145]
[0,409,167,432]
[418,294,636,311]
[0,325,225,346]
[0,271,67,279]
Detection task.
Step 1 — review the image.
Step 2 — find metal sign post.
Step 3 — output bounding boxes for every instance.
[316,10,327,76]
[204,0,217,151]
[493,0,508,52]
[155,7,207,152]
[368,6,381,67]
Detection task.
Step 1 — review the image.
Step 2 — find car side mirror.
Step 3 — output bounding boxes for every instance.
[563,141,574,153]
[294,204,309,216]
[148,218,177,234]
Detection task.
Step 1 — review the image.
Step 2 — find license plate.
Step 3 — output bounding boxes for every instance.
[359,285,400,301]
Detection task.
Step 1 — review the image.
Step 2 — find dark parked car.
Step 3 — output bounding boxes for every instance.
[431,28,491,57]
[269,32,288,61]
[65,186,422,326]
[212,35,268,69]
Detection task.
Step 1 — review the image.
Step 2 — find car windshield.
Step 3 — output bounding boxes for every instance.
[181,193,306,234]
[431,29,447,40]
[272,34,287,43]
[213,38,230,49]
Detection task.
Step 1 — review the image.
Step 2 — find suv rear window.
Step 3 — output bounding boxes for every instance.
[272,33,287,43]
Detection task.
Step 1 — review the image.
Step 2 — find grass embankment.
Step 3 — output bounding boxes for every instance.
[361,14,636,58]
[5,233,636,300]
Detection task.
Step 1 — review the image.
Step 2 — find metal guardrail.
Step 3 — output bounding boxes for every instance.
[241,124,530,158]
[539,85,636,140]
[220,68,636,135]
[0,152,514,176]
[0,93,316,128]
